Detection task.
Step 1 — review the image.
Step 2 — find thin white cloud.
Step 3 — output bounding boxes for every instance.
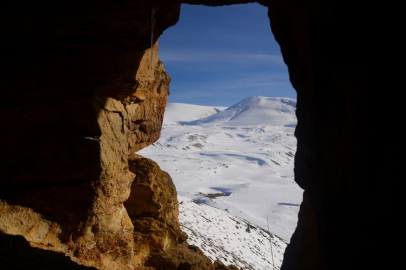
[159,50,285,66]
[170,72,293,97]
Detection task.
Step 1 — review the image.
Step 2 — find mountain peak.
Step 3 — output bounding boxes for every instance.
[184,96,297,127]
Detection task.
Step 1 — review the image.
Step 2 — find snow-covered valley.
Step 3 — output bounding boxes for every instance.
[138,96,303,269]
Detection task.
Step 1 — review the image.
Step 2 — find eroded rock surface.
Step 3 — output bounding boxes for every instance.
[0,40,170,270]
[125,154,235,269]
[0,2,239,267]
[126,154,188,265]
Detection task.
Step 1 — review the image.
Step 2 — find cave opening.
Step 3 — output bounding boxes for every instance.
[137,3,302,268]
[0,1,397,269]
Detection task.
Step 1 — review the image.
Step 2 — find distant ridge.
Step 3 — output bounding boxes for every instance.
[163,103,227,125]
[184,96,297,127]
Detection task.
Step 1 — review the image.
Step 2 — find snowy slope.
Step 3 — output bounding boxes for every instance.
[138,96,302,269]
[179,196,287,270]
[163,103,227,125]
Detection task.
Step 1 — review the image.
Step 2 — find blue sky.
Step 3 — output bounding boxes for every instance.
[158,3,296,106]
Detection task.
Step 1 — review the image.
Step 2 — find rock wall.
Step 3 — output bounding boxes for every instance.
[0,1,238,268]
[266,2,398,269]
[0,0,399,269]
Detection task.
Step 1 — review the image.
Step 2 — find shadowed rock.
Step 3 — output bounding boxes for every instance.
[0,232,97,270]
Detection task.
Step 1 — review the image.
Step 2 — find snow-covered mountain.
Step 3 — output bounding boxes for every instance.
[163,103,227,125]
[185,96,297,127]
[138,96,302,269]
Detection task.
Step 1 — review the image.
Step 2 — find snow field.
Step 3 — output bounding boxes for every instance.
[179,196,287,270]
[138,96,303,269]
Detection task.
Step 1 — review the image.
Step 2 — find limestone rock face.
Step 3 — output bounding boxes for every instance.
[0,3,237,266]
[124,154,235,270]
[0,231,98,270]
[0,40,170,270]
[146,245,239,270]
[129,43,171,152]
[125,154,188,265]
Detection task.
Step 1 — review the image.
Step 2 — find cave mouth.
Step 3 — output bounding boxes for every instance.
[1,1,397,269]
[138,2,302,250]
